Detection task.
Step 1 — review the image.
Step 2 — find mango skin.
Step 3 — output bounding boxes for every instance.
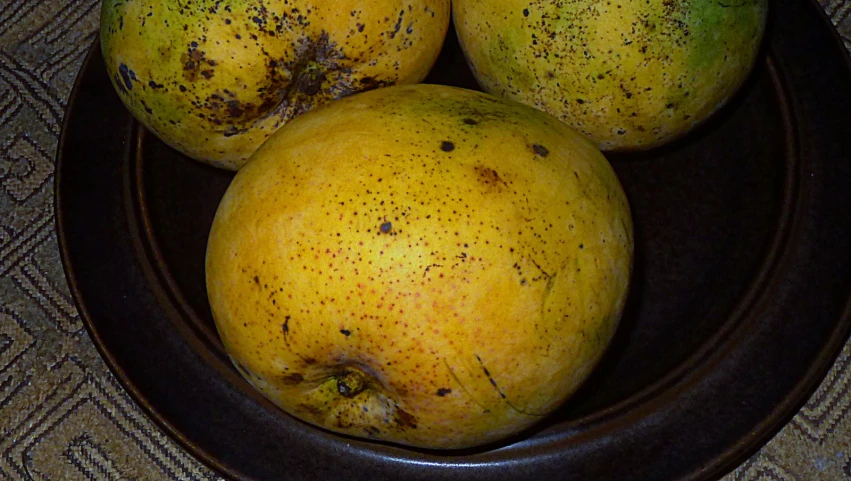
[453,0,768,151]
[101,0,450,170]
[205,84,633,449]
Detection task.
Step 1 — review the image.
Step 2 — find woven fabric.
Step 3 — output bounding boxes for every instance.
[0,0,849,479]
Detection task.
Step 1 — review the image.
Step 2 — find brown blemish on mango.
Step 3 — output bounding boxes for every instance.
[394,408,418,429]
[280,372,305,385]
[181,44,216,82]
[474,165,508,192]
[297,403,324,417]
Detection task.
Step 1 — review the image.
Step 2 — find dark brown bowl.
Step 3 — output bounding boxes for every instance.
[55,0,851,479]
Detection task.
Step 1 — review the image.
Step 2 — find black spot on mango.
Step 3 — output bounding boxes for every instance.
[118,63,133,90]
[532,144,549,157]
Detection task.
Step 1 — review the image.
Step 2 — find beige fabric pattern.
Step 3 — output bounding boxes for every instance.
[0,0,849,479]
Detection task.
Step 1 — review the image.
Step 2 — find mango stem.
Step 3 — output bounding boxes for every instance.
[336,369,367,398]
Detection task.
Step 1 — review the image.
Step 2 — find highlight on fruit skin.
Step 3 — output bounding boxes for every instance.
[100,0,451,170]
[453,0,768,151]
[205,83,634,449]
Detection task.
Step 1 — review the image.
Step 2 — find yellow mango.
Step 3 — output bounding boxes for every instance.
[454,0,768,150]
[205,84,633,449]
[101,0,450,169]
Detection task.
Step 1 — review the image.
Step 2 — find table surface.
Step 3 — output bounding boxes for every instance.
[1,0,850,479]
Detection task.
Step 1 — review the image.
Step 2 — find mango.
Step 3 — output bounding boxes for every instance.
[101,0,450,170]
[453,0,768,150]
[205,84,634,449]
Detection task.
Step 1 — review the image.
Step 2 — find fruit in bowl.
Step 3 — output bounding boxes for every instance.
[100,0,450,170]
[205,84,634,449]
[453,0,768,151]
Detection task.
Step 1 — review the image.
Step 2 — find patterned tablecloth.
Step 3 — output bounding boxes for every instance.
[0,1,849,479]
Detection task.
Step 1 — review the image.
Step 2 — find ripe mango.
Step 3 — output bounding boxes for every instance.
[454,0,768,150]
[101,0,450,169]
[205,84,634,449]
